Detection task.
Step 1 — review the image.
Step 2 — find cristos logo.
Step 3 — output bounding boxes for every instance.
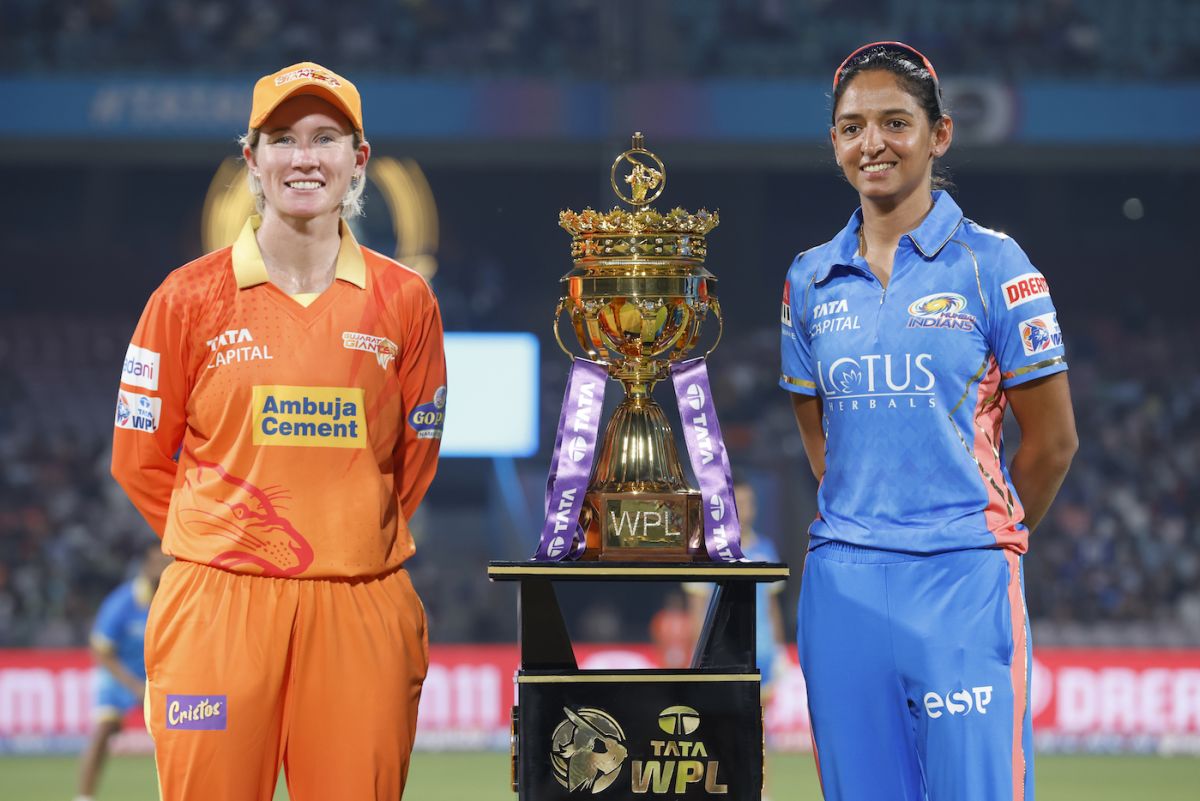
[906,292,976,332]
[166,695,227,730]
[252,386,366,448]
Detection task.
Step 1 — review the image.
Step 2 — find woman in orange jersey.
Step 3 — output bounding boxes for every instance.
[111,62,446,801]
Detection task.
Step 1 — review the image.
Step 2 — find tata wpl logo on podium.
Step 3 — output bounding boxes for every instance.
[633,705,729,795]
[549,704,730,796]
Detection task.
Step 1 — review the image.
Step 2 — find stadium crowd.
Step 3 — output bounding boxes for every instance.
[1,311,1197,647]
[4,0,1200,79]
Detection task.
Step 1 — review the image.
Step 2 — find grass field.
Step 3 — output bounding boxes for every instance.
[2,752,1198,800]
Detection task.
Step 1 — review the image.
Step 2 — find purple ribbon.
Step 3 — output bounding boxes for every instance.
[670,357,745,562]
[534,358,608,561]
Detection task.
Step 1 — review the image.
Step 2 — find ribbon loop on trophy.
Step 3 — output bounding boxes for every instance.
[537,133,743,562]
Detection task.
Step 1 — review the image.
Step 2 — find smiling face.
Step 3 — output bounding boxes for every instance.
[243,94,369,223]
[831,69,951,209]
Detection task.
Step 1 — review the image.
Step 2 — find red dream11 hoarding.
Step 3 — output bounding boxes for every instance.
[2,647,1199,754]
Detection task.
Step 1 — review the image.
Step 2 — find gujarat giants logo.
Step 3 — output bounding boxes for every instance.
[551,707,628,794]
[177,457,314,577]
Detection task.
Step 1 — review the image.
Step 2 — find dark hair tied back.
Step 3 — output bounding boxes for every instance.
[830,42,953,192]
[831,43,944,127]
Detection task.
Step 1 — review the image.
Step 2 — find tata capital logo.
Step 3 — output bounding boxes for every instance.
[924,686,993,719]
[685,384,706,411]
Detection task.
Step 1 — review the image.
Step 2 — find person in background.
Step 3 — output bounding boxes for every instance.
[687,481,787,701]
[780,41,1077,800]
[650,591,694,669]
[74,543,172,801]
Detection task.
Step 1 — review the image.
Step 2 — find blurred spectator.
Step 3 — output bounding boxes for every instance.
[4,0,1200,79]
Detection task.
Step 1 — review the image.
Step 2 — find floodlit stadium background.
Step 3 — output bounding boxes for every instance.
[1,1,1199,797]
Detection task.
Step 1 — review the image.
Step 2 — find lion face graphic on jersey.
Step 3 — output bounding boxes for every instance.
[177,458,314,577]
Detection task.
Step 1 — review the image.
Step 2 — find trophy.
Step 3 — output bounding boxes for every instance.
[537,133,741,563]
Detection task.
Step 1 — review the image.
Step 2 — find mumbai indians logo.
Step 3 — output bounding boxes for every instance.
[906,293,976,332]
[551,707,629,794]
[686,384,706,411]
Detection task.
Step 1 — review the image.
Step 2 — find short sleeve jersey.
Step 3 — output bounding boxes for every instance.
[90,578,152,679]
[779,192,1066,554]
[112,217,446,579]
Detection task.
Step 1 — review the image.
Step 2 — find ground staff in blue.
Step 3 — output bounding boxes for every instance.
[780,42,1078,800]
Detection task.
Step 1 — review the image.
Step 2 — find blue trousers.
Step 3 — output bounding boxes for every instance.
[798,542,1034,801]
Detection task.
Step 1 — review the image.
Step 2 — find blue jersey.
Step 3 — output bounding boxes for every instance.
[91,577,151,681]
[780,191,1066,554]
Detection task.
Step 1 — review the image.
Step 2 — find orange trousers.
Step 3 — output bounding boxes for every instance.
[144,560,429,801]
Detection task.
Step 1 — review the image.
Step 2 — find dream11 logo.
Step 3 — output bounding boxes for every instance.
[816,352,938,411]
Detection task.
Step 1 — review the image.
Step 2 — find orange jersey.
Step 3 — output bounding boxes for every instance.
[112,218,445,578]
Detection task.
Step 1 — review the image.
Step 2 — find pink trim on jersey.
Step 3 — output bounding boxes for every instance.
[1005,550,1029,800]
[973,357,1027,552]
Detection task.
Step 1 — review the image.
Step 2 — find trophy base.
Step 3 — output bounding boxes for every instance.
[580,490,705,562]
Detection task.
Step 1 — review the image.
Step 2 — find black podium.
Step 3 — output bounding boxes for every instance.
[488,561,788,800]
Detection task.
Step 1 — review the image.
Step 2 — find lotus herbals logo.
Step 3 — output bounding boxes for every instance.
[631,705,728,795]
[550,707,628,794]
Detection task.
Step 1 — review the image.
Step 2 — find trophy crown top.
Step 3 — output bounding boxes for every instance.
[560,134,718,266]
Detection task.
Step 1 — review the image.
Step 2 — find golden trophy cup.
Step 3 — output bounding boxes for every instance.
[550,133,729,562]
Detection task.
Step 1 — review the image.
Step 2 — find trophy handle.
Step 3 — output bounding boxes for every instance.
[704,298,725,358]
[553,299,576,361]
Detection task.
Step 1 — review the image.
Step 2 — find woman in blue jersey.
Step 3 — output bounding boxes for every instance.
[779,42,1077,801]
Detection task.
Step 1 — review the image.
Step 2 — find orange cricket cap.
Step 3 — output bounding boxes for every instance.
[248,62,363,134]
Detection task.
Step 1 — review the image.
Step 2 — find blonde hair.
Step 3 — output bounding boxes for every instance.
[239,129,367,220]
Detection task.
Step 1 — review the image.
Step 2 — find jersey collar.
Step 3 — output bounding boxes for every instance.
[907,190,964,259]
[231,215,367,290]
[815,190,964,283]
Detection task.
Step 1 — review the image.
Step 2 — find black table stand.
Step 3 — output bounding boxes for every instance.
[488,561,788,800]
